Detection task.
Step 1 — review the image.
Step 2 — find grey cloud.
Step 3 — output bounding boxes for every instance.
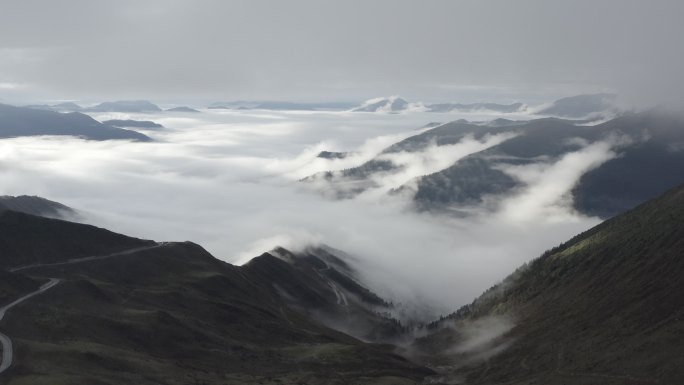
[0,0,682,104]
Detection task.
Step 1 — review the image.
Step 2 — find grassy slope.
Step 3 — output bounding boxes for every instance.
[0,211,154,269]
[416,183,684,384]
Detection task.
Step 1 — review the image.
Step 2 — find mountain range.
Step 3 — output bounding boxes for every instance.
[0,196,75,219]
[102,119,164,129]
[0,104,151,141]
[351,96,528,114]
[83,100,162,113]
[348,94,619,117]
[208,101,357,111]
[304,110,684,219]
[537,93,619,118]
[19,94,617,117]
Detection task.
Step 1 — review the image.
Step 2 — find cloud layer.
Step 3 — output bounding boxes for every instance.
[1,0,683,105]
[0,110,609,318]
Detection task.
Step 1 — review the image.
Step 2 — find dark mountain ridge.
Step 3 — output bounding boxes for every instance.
[0,103,151,141]
[102,119,163,129]
[0,210,430,384]
[166,106,200,113]
[0,195,75,219]
[83,100,162,113]
[538,93,618,118]
[305,110,684,218]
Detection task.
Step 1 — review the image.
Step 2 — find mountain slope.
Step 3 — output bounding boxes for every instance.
[84,100,162,113]
[0,212,431,384]
[0,104,151,141]
[414,182,684,384]
[166,106,200,113]
[302,120,522,198]
[352,96,410,113]
[538,93,618,118]
[0,211,155,269]
[244,247,406,342]
[572,111,684,217]
[306,111,684,218]
[412,111,684,217]
[208,101,355,111]
[426,102,525,113]
[102,119,163,128]
[0,196,75,219]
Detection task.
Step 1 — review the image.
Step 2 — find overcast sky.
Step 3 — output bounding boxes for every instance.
[1,0,683,104]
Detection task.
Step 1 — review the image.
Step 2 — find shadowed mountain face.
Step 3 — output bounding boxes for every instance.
[166,106,200,113]
[350,97,526,114]
[102,119,163,128]
[538,93,618,118]
[0,211,431,385]
[304,111,684,219]
[353,97,410,112]
[571,112,684,217]
[0,211,155,270]
[317,150,349,159]
[413,182,684,384]
[0,104,151,141]
[83,100,162,113]
[426,102,525,113]
[301,120,523,198]
[0,195,75,219]
[24,102,83,112]
[208,101,356,111]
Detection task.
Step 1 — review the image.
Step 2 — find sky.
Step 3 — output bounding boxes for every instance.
[1,0,683,104]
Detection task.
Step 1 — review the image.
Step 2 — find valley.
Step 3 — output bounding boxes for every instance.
[2,2,683,382]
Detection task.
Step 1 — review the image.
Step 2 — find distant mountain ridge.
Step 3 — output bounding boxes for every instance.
[350,94,621,117]
[208,101,356,111]
[352,96,411,112]
[165,106,200,113]
[350,96,528,114]
[0,103,151,141]
[103,119,163,129]
[304,110,684,219]
[25,102,202,114]
[427,102,526,113]
[83,100,162,113]
[538,93,618,118]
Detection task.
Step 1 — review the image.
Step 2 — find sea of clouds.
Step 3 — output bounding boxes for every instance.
[0,108,608,318]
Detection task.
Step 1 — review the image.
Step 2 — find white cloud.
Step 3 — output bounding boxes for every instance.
[0,109,602,318]
[495,139,621,222]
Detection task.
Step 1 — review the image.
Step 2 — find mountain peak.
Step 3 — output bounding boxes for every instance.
[0,103,151,141]
[352,96,410,112]
[85,100,162,113]
[0,195,75,219]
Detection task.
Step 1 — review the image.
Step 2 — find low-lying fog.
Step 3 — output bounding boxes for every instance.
[0,109,602,318]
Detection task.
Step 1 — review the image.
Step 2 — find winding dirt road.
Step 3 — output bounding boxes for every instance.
[0,278,60,374]
[0,243,166,375]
